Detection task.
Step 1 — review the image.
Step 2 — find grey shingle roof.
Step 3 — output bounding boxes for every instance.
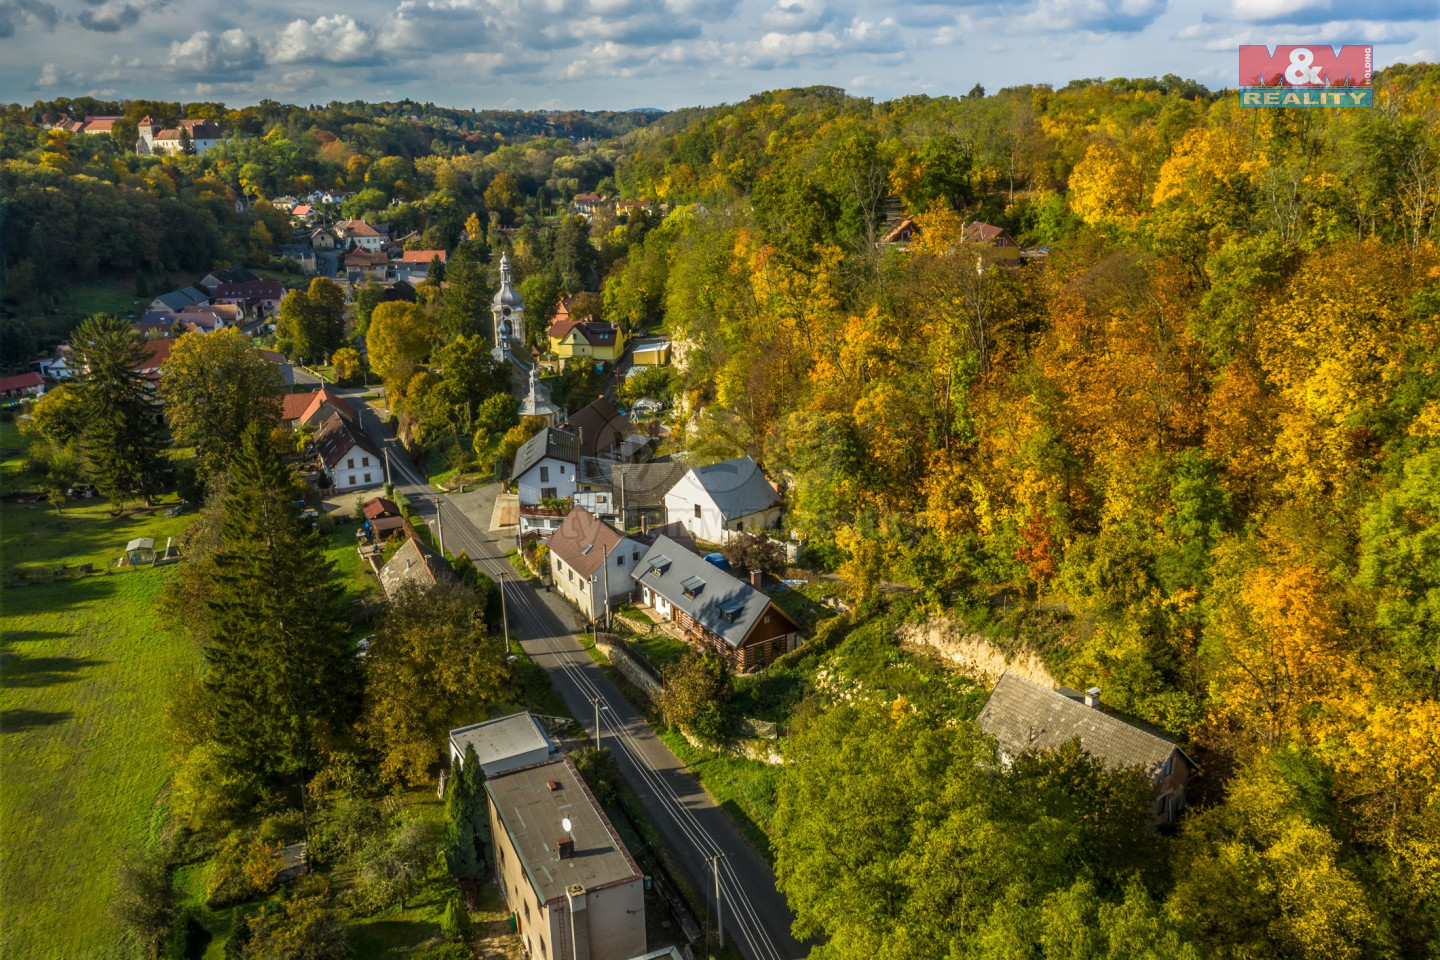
[631,535,792,648]
[510,427,580,482]
[688,457,780,519]
[612,462,688,512]
[485,757,642,905]
[976,672,1188,782]
[547,507,627,580]
[562,398,644,460]
[379,537,460,598]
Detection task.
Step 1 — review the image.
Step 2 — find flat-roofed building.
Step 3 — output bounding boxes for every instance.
[487,757,646,960]
[449,712,559,777]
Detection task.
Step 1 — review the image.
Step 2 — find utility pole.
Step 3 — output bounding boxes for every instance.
[384,448,391,486]
[589,696,603,748]
[705,853,726,950]
[499,572,510,656]
[436,503,445,555]
[601,542,610,631]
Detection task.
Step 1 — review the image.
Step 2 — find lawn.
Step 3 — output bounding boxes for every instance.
[0,419,30,497]
[57,278,143,323]
[2,496,194,579]
[657,729,783,866]
[628,632,689,670]
[325,519,379,604]
[1,568,197,959]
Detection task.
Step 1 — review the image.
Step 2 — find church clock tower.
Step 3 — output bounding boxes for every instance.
[491,254,524,360]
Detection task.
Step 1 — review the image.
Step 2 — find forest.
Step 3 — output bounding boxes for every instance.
[3,63,1440,958]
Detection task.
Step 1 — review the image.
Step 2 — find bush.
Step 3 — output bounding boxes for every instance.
[242,894,347,960]
[112,852,174,959]
[571,747,620,805]
[257,811,305,846]
[206,833,280,908]
[439,893,472,941]
[170,743,259,838]
[163,905,208,960]
[354,818,444,912]
[660,651,734,745]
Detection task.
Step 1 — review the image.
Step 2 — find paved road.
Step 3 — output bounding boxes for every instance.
[344,391,807,960]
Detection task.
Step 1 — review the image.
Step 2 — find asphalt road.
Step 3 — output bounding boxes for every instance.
[345,390,807,960]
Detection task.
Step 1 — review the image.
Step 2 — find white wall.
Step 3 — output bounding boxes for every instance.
[328,446,381,491]
[517,456,577,505]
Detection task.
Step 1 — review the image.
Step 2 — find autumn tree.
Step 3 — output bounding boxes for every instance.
[160,328,284,483]
[367,301,436,399]
[362,582,509,784]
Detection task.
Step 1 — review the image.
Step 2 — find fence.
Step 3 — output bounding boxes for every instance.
[594,633,664,703]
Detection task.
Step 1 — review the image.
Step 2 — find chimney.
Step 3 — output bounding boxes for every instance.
[1085,687,1101,709]
[557,837,575,859]
[750,569,763,589]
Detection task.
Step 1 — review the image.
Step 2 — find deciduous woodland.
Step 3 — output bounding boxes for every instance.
[3,64,1440,958]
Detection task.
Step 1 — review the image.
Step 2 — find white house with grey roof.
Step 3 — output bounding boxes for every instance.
[976,672,1198,825]
[632,534,801,673]
[510,427,581,508]
[487,756,645,960]
[664,456,782,545]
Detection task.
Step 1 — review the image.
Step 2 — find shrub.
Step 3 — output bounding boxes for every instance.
[439,893,472,941]
[257,811,305,846]
[112,853,174,959]
[242,894,347,960]
[354,818,443,912]
[206,833,280,908]
[660,651,734,744]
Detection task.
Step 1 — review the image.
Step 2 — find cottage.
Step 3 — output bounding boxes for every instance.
[976,672,1198,825]
[664,456,781,544]
[379,535,460,598]
[280,387,354,430]
[396,249,446,283]
[36,345,77,380]
[132,316,177,339]
[0,372,45,399]
[608,461,688,531]
[510,428,581,506]
[361,497,405,542]
[486,757,646,960]
[198,266,258,295]
[561,398,649,465]
[572,192,605,214]
[54,115,124,135]
[340,220,386,252]
[632,535,801,672]
[310,228,339,252]
[211,280,287,316]
[547,508,646,623]
[313,412,381,491]
[962,221,1024,267]
[879,218,919,248]
[147,286,210,316]
[449,711,559,776]
[548,318,626,364]
[345,248,392,281]
[276,245,318,275]
[176,303,242,334]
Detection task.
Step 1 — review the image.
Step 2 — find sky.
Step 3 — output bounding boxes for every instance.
[0,0,1434,110]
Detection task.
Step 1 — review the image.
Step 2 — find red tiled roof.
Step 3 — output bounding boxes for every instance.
[345,249,389,267]
[550,318,618,347]
[0,372,43,392]
[963,222,1018,246]
[881,218,917,244]
[399,250,447,264]
[280,392,314,421]
[136,338,175,372]
[345,221,381,238]
[363,497,400,520]
[292,205,313,216]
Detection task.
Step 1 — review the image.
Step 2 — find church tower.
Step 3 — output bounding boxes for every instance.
[491,253,524,360]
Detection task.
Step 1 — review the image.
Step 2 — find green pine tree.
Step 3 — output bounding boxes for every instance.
[202,425,359,795]
[70,314,165,512]
[445,745,489,880]
[440,244,494,342]
[439,894,471,942]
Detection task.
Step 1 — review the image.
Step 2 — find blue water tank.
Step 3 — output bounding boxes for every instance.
[703,553,731,571]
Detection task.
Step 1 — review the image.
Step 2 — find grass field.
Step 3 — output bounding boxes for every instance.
[0,419,29,497]
[1,568,196,959]
[325,519,379,604]
[2,496,194,578]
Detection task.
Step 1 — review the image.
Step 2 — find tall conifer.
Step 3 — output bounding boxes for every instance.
[70,314,165,511]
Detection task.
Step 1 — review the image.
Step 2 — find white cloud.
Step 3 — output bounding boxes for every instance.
[169,28,264,75]
[273,15,379,64]
[761,0,832,32]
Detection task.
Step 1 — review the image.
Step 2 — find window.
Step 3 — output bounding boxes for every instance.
[362,457,370,467]
[568,568,574,582]
[560,465,566,474]
[364,473,371,483]
[348,476,356,485]
[541,487,557,500]
[616,554,625,566]
[540,466,550,483]
[694,504,702,518]
[347,458,355,469]
[764,615,771,624]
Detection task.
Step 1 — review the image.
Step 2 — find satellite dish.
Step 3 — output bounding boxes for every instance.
[562,817,573,834]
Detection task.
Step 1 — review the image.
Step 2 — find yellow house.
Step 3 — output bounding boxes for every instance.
[630,335,671,366]
[549,318,627,364]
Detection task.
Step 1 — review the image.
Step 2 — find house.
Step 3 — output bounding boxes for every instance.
[340,220,387,252]
[379,535,460,599]
[629,336,671,367]
[963,222,1023,265]
[276,245,317,275]
[313,412,381,491]
[561,398,650,464]
[610,462,688,531]
[880,218,919,247]
[632,535,802,672]
[615,200,650,219]
[134,338,176,383]
[572,192,605,214]
[211,280,287,316]
[176,304,242,334]
[976,672,1199,825]
[147,286,210,316]
[510,428,581,506]
[486,756,646,960]
[0,372,44,399]
[198,266,258,295]
[549,318,626,364]
[361,496,406,542]
[548,508,647,622]
[310,228,339,252]
[664,456,781,544]
[396,249,446,283]
[136,117,223,156]
[133,315,176,339]
[290,204,316,225]
[36,345,77,380]
[54,115,124,135]
[345,249,392,281]
[258,350,295,387]
[449,711,560,776]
